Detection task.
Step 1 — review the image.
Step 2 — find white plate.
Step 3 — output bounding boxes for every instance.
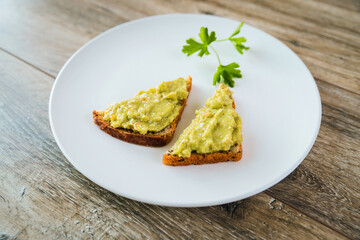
[49,14,321,207]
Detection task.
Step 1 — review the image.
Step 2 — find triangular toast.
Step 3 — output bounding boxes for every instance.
[163,84,243,166]
[93,76,192,147]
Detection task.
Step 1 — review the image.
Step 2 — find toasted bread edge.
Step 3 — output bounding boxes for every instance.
[162,144,242,166]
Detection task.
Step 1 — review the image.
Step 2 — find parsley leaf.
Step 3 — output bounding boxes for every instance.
[199,27,216,46]
[182,27,216,57]
[213,63,242,88]
[229,22,244,38]
[230,37,249,54]
[228,22,249,54]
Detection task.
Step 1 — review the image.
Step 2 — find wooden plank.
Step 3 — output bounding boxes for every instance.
[0,0,127,77]
[316,0,360,12]
[0,0,359,93]
[0,51,346,239]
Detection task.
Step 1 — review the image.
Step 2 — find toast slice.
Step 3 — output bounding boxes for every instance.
[93,76,192,147]
[163,84,243,166]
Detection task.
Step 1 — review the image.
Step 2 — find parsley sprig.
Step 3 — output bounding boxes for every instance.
[182,23,249,87]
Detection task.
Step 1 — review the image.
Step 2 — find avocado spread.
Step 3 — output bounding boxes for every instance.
[172,84,243,158]
[103,78,189,134]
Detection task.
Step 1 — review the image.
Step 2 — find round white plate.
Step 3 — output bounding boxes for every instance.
[49,14,321,207]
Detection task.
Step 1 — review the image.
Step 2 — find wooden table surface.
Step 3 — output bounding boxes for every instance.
[1,0,359,239]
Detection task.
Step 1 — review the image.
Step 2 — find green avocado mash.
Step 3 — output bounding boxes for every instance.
[172,84,243,158]
[103,77,189,134]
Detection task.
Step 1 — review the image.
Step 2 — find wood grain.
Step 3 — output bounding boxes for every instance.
[0,0,359,239]
[0,51,346,239]
[0,0,359,93]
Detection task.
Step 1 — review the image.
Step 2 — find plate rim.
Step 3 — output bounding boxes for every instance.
[49,13,322,207]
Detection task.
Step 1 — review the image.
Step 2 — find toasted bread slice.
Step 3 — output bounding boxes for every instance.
[163,84,242,166]
[163,144,242,166]
[93,76,192,147]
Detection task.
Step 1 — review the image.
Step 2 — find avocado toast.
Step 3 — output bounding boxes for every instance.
[93,76,192,146]
[163,83,243,166]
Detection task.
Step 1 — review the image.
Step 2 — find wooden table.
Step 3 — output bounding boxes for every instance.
[1,0,359,239]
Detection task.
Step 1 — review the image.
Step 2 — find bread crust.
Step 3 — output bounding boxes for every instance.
[162,144,242,166]
[93,77,192,147]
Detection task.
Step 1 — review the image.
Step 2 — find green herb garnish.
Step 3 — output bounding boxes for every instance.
[182,23,249,87]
